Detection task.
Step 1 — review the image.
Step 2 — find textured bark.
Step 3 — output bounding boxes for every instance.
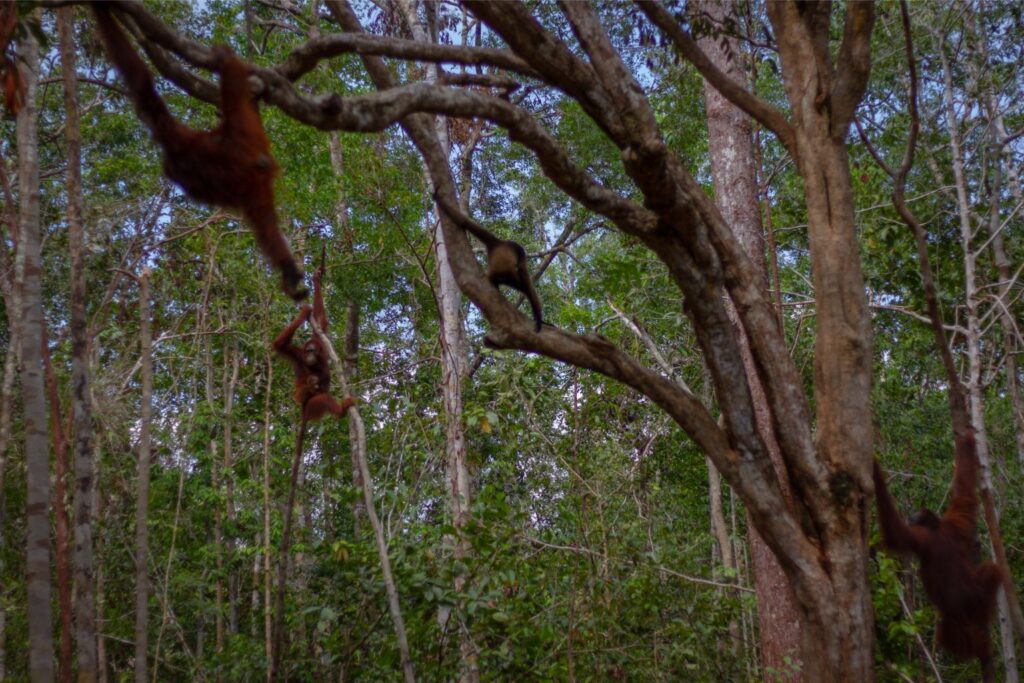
[41,323,74,683]
[135,269,153,683]
[695,1,802,676]
[17,26,55,683]
[58,6,98,680]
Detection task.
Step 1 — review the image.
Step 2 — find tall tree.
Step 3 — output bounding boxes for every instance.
[390,1,479,678]
[41,322,73,683]
[695,0,802,675]
[57,7,98,681]
[135,269,153,683]
[16,20,54,682]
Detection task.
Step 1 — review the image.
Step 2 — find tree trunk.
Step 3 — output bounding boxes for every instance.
[17,25,55,682]
[767,4,876,678]
[936,33,1020,679]
[327,132,366,525]
[390,2,479,677]
[305,309,417,683]
[971,3,1024,465]
[135,269,153,683]
[94,437,107,683]
[261,354,274,681]
[222,344,240,636]
[696,1,802,676]
[58,6,98,680]
[41,322,73,683]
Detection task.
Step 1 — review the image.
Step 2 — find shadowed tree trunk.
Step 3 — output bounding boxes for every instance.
[41,322,73,683]
[17,23,55,683]
[390,1,479,679]
[135,269,153,683]
[695,0,802,675]
[58,7,99,681]
[261,352,274,681]
[0,109,18,683]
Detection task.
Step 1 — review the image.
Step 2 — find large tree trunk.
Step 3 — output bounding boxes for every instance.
[695,1,802,676]
[17,25,55,683]
[58,7,98,680]
[763,5,876,678]
[135,269,153,683]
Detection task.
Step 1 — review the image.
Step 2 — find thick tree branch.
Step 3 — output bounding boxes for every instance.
[328,1,831,592]
[462,1,628,143]
[278,32,539,82]
[636,0,795,154]
[830,1,875,136]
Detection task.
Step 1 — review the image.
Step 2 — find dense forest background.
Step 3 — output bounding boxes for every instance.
[0,1,1022,681]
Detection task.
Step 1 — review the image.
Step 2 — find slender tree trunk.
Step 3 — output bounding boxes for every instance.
[135,269,153,683]
[58,7,98,680]
[307,314,416,683]
[152,466,186,683]
[696,2,802,676]
[979,51,1024,680]
[976,44,1024,465]
[700,366,739,650]
[93,439,107,683]
[18,26,55,682]
[271,418,306,682]
[936,35,1020,679]
[391,2,478,677]
[41,323,74,683]
[223,345,240,636]
[327,132,365,525]
[261,355,274,681]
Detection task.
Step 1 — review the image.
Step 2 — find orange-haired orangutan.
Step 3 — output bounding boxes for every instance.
[92,6,307,300]
[873,429,1005,681]
[270,257,353,680]
[272,259,354,424]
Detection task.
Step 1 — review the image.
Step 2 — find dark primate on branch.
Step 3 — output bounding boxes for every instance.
[434,192,543,332]
[92,6,307,300]
[873,429,1004,681]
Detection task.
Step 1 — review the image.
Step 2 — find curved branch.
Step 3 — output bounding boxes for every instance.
[636,0,796,154]
[278,32,540,83]
[830,1,875,135]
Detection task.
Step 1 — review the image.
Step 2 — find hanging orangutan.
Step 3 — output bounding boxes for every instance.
[92,5,307,300]
[873,429,1005,681]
